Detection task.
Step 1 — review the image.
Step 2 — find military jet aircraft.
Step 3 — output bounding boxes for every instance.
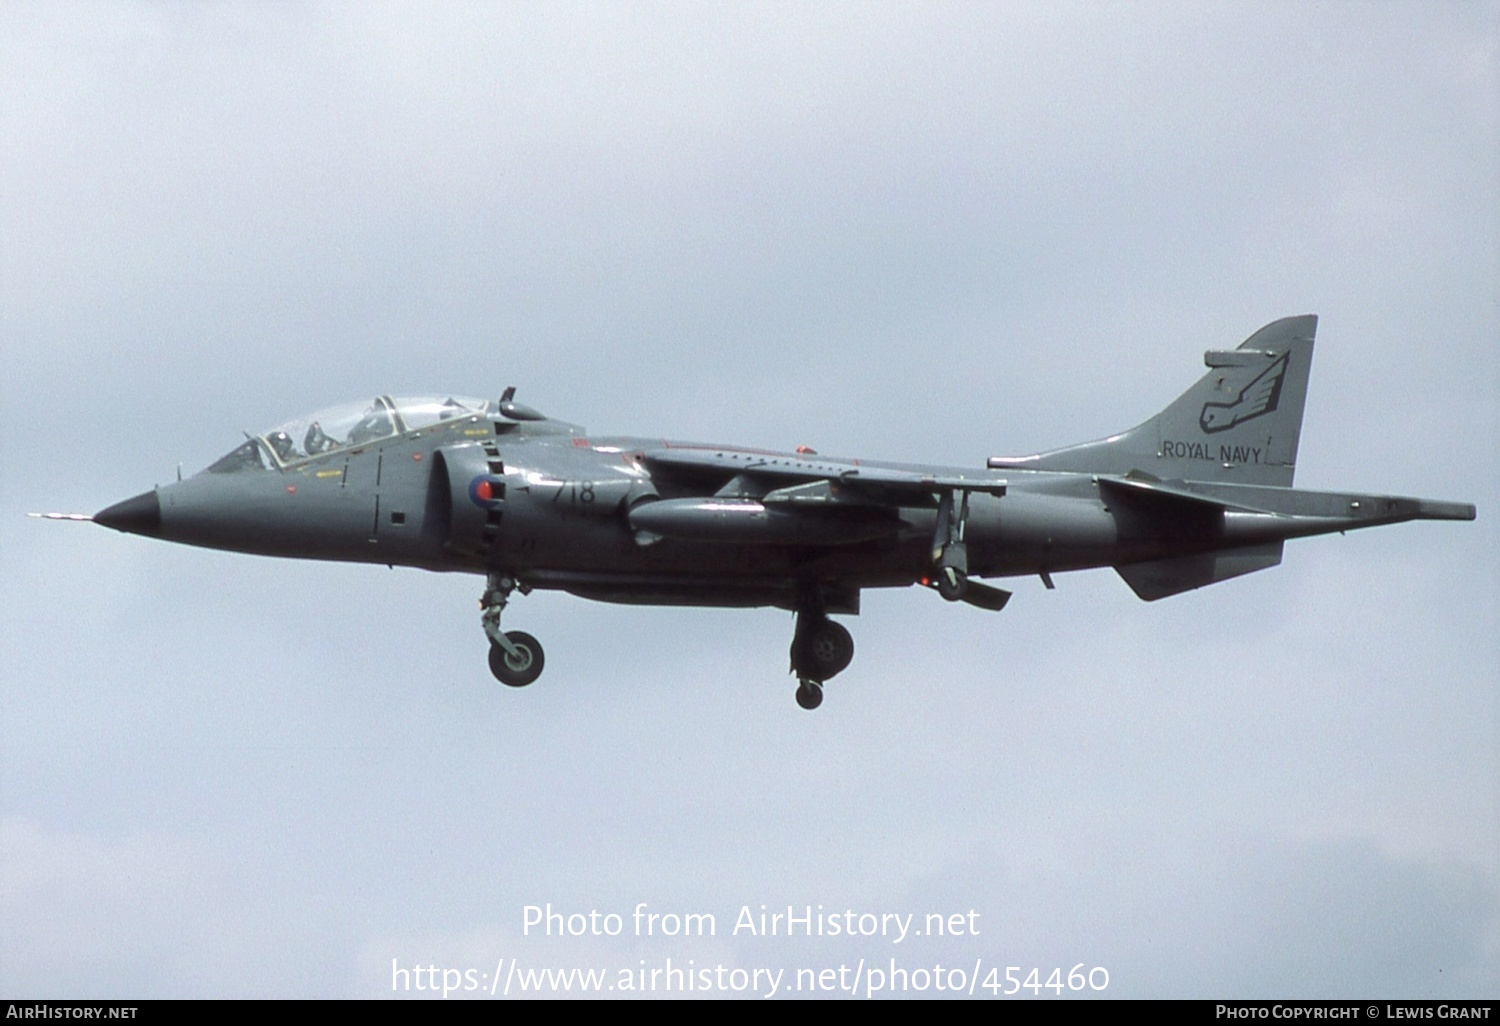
[63,315,1474,709]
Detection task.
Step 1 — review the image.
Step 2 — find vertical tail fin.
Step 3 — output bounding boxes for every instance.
[989,315,1317,486]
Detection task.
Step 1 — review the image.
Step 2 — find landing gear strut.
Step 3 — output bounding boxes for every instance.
[788,591,855,711]
[932,488,971,601]
[481,573,545,687]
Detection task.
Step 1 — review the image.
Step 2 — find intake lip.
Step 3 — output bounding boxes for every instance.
[94,490,162,537]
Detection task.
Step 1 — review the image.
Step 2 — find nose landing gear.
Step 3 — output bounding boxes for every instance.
[481,574,545,687]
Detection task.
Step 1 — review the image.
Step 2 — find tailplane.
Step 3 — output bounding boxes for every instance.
[989,315,1317,487]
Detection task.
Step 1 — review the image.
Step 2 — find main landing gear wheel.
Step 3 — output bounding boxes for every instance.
[797,619,854,680]
[936,565,968,602]
[788,601,855,710]
[488,630,545,687]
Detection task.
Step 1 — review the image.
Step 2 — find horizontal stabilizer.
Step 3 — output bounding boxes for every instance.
[1116,541,1284,601]
[1096,474,1274,515]
[1159,482,1477,525]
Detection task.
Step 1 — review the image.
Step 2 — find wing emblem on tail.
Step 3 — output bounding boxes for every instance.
[1199,352,1289,434]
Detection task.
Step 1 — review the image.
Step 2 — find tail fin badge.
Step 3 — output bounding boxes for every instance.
[1200,352,1289,434]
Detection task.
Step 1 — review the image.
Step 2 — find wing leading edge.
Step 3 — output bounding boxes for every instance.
[639,446,1007,507]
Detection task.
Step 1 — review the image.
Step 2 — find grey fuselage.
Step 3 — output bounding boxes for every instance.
[104,402,1467,614]
[86,318,1476,709]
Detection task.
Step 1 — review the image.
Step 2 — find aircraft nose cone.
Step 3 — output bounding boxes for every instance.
[95,490,162,537]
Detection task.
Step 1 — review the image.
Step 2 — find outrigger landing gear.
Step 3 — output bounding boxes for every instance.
[932,488,971,602]
[788,590,855,711]
[481,573,545,687]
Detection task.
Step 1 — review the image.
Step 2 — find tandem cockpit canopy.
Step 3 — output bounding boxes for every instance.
[204,395,491,473]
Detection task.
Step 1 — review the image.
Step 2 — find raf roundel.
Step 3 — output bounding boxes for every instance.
[468,475,504,509]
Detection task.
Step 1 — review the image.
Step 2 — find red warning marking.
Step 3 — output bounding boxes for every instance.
[572,437,590,448]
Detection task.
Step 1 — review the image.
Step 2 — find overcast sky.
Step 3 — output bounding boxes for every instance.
[2,1,1496,999]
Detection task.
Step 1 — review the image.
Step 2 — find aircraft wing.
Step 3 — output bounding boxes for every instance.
[638,446,1006,507]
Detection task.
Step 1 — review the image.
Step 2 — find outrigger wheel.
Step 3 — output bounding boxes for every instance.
[488,630,545,688]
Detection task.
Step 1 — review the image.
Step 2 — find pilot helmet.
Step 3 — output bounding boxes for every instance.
[267,431,295,460]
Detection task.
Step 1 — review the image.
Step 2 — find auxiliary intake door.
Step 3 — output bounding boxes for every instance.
[434,442,506,559]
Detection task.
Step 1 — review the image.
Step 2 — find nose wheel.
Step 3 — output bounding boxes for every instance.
[481,574,545,688]
[488,630,545,687]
